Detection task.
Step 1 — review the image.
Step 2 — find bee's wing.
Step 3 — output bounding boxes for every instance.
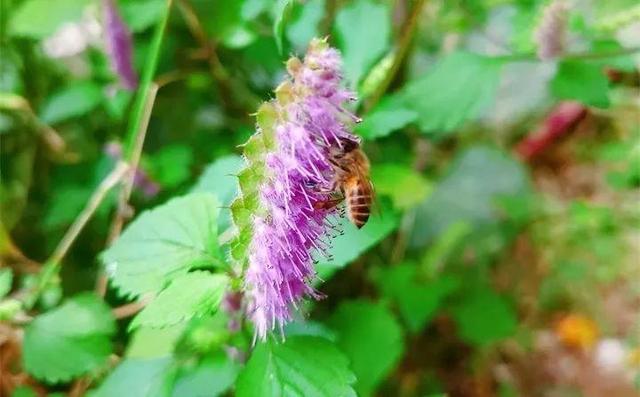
[368,179,384,219]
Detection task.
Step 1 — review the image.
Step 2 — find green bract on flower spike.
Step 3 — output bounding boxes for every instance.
[231,38,361,341]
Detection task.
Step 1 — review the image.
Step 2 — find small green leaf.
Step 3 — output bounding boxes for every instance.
[131,272,228,329]
[286,0,324,52]
[550,60,610,108]
[335,0,391,86]
[39,82,103,124]
[148,145,193,189]
[372,264,460,332]
[400,52,503,135]
[0,268,13,299]
[317,204,399,279]
[329,301,404,397]
[23,293,116,382]
[171,353,240,397]
[356,96,417,140]
[102,193,222,298]
[451,288,518,345]
[94,357,174,397]
[273,0,295,55]
[371,164,432,209]
[236,336,356,397]
[9,0,91,38]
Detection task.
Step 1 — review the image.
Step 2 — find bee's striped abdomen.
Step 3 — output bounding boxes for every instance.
[346,182,372,229]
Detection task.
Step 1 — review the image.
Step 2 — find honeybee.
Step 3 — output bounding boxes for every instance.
[315,138,374,229]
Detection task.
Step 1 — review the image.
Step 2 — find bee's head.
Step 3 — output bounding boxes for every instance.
[338,137,360,153]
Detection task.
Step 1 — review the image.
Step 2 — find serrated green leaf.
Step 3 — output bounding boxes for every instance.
[0,268,13,299]
[39,82,103,124]
[102,193,222,298]
[356,96,417,140]
[400,52,503,135]
[409,146,530,248]
[131,272,228,329]
[9,0,91,38]
[372,264,460,332]
[93,357,174,397]
[236,336,356,397]
[329,301,404,397]
[171,353,240,397]
[451,288,518,345]
[23,293,116,382]
[550,60,610,108]
[335,0,390,86]
[317,204,399,279]
[371,164,432,209]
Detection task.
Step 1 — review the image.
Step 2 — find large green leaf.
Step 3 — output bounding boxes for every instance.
[131,272,228,329]
[450,288,518,345]
[101,193,222,298]
[335,0,391,86]
[39,82,103,124]
[236,336,356,397]
[400,52,503,135]
[23,293,116,382]
[329,301,404,397]
[409,146,530,247]
[317,204,399,279]
[372,264,460,332]
[9,0,91,38]
[550,60,610,108]
[93,357,174,397]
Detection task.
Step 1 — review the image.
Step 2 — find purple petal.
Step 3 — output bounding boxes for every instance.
[103,0,138,90]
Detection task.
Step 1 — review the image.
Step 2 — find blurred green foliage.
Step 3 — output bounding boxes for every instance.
[1,0,639,396]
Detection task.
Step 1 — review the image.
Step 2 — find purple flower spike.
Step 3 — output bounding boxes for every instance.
[240,38,359,341]
[103,0,138,90]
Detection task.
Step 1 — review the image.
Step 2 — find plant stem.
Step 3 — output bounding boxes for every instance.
[48,161,129,265]
[365,0,426,112]
[497,46,640,63]
[112,296,151,319]
[177,0,260,114]
[99,0,174,296]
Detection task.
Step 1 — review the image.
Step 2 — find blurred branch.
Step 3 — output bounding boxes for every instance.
[498,46,640,62]
[364,0,426,112]
[0,93,74,160]
[106,83,159,243]
[112,297,150,319]
[177,0,260,114]
[49,161,129,265]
